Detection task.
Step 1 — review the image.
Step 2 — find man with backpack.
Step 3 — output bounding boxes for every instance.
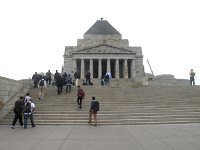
[88,96,100,126]
[23,99,36,129]
[38,77,47,100]
[11,96,24,129]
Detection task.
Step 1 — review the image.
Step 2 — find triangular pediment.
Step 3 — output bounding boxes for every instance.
[74,45,135,54]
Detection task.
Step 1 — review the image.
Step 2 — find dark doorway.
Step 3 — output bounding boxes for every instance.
[102,59,107,76]
[119,59,124,78]
[76,59,81,73]
[84,59,90,77]
[93,59,98,78]
[111,59,115,78]
[128,60,131,78]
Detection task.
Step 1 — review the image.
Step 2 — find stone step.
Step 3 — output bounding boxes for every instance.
[2,118,200,126]
[5,113,200,120]
[2,80,200,125]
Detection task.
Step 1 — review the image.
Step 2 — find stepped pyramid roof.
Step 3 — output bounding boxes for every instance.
[84,19,121,35]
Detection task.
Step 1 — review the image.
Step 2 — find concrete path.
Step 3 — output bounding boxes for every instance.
[0,124,200,150]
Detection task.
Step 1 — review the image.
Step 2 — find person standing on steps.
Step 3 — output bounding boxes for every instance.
[24,92,32,104]
[32,72,39,88]
[189,69,196,86]
[46,70,52,86]
[88,96,100,126]
[11,96,24,129]
[54,70,60,85]
[74,70,80,86]
[77,86,85,109]
[85,70,91,85]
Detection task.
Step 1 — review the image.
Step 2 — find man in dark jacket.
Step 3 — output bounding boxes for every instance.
[32,72,39,88]
[85,71,91,85]
[46,70,52,86]
[56,74,63,95]
[11,96,24,129]
[88,96,99,126]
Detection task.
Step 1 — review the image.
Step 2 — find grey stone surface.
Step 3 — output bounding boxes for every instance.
[0,124,200,150]
[84,20,121,35]
[0,77,31,121]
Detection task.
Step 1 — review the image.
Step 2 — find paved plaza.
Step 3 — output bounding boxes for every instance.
[0,123,200,150]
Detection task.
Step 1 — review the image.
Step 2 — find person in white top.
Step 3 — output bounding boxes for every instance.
[38,77,47,100]
[24,93,31,104]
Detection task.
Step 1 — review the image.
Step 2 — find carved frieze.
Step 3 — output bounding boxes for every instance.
[73,45,136,54]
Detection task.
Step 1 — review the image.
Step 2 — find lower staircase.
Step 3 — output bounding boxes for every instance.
[1,79,200,125]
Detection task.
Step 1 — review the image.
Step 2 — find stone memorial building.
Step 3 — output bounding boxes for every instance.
[63,19,144,81]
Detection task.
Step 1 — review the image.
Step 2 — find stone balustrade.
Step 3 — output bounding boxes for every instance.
[142,74,190,86]
[0,76,32,121]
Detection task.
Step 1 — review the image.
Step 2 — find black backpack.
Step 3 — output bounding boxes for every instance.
[39,80,44,86]
[23,102,31,113]
[93,101,100,111]
[191,72,195,77]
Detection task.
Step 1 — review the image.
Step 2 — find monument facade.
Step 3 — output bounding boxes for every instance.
[63,19,144,81]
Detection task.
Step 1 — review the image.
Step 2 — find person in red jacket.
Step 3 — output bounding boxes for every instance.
[77,86,85,109]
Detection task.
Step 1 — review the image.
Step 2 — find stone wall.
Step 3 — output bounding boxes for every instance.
[142,74,189,86]
[0,76,32,121]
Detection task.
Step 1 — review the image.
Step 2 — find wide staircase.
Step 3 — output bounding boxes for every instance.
[1,79,200,125]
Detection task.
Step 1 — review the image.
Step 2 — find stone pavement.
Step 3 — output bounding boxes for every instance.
[0,124,200,150]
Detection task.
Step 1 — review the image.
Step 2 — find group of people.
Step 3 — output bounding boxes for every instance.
[12,93,36,129]
[32,70,52,88]
[54,70,76,95]
[74,85,100,126]
[32,69,112,98]
[12,89,100,127]
[30,69,103,126]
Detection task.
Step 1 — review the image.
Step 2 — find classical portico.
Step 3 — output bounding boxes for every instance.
[63,19,144,81]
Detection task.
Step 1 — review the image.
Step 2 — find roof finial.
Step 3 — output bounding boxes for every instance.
[100,17,103,21]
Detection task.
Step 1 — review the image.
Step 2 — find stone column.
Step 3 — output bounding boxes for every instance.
[124,59,128,78]
[115,59,119,78]
[107,59,110,73]
[98,59,102,78]
[131,59,136,79]
[81,59,85,78]
[90,59,93,78]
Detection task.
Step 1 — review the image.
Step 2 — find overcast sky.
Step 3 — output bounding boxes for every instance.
[0,0,199,84]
